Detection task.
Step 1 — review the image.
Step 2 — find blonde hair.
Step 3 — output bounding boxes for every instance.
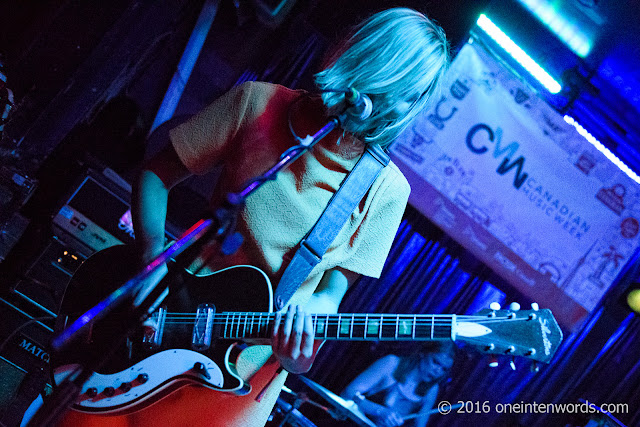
[315,8,450,148]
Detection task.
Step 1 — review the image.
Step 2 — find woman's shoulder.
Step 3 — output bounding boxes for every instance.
[376,354,403,369]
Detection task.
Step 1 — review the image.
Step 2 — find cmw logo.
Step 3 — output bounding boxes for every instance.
[466,123,528,189]
[427,93,529,190]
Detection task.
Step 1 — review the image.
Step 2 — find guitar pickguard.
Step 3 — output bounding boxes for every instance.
[54,245,273,414]
[57,349,224,413]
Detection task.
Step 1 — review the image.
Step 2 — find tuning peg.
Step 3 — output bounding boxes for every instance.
[509,302,521,311]
[488,356,499,368]
[488,301,501,318]
[509,358,517,371]
[530,361,540,372]
[531,302,539,311]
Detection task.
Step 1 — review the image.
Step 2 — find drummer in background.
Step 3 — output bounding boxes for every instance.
[341,342,456,427]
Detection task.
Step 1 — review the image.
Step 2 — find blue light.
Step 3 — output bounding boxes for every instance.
[564,115,640,185]
[476,14,562,94]
[516,0,592,58]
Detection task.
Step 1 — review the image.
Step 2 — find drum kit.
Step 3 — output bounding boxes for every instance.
[269,376,376,427]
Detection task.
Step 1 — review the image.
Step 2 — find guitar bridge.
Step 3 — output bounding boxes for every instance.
[192,304,216,351]
[142,306,166,349]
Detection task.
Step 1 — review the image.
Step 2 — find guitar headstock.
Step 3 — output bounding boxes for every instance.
[455,303,563,364]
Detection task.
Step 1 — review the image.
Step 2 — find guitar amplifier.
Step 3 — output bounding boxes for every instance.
[51,168,137,254]
[11,168,180,317]
[0,297,52,423]
[50,168,181,253]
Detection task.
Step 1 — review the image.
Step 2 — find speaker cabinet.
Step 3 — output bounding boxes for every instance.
[0,298,52,425]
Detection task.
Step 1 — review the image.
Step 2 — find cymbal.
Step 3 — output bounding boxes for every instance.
[274,397,318,427]
[297,376,376,427]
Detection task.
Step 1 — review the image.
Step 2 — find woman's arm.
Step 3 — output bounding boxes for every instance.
[341,355,405,426]
[132,142,192,264]
[414,384,439,427]
[130,141,192,304]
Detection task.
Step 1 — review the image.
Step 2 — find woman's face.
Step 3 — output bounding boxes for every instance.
[419,351,454,383]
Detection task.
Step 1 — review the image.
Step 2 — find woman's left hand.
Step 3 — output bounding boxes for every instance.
[271,305,323,374]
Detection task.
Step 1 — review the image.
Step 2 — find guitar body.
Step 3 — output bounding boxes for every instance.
[54,244,276,420]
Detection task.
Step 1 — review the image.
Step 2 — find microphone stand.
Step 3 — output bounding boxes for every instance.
[28,110,347,426]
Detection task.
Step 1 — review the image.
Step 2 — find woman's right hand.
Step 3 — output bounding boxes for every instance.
[375,407,405,427]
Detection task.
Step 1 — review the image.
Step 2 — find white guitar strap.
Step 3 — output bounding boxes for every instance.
[273,144,390,310]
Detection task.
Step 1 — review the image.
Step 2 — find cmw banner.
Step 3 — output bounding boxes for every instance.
[391,41,640,329]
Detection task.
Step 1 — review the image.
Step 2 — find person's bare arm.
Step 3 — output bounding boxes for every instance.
[130,141,192,305]
[132,142,192,264]
[342,355,405,426]
[415,385,439,427]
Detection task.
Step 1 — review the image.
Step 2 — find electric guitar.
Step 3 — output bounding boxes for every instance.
[53,244,562,415]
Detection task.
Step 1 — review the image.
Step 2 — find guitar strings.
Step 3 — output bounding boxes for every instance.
[142,318,533,342]
[159,313,503,320]
[114,312,536,343]
[158,316,495,323]
[158,317,514,323]
[158,315,522,322]
[156,317,528,327]
[134,313,533,338]
[156,315,522,321]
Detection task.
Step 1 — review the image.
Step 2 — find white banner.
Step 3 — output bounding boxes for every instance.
[391,42,640,329]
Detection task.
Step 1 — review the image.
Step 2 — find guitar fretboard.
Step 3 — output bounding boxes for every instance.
[219,313,454,341]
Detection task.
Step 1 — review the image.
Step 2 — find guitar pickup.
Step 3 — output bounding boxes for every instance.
[192,304,216,351]
[142,306,167,349]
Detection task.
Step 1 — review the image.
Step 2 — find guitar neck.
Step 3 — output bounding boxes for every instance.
[218,313,455,341]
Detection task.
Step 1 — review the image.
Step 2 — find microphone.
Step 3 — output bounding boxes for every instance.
[344,88,373,121]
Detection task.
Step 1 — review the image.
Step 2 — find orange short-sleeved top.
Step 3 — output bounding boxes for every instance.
[169,81,410,306]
